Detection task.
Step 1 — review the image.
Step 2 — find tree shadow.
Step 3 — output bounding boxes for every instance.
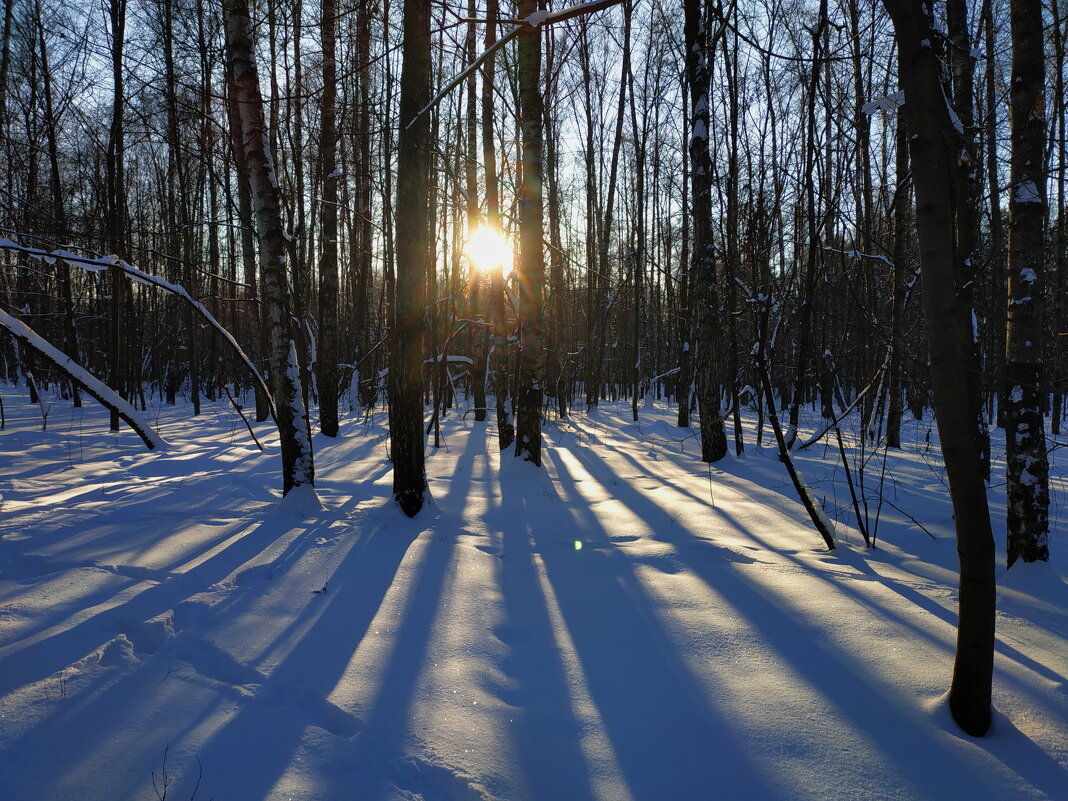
[177,504,427,801]
[483,458,599,801]
[528,450,784,801]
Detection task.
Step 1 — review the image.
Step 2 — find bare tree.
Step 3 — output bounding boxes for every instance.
[1004,0,1051,566]
[390,0,432,515]
[223,0,315,497]
[513,0,546,466]
[318,0,340,437]
[882,0,996,737]
[685,0,726,463]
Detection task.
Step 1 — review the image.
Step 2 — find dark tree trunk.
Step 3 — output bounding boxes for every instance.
[685,0,726,463]
[317,0,340,437]
[390,0,431,514]
[36,6,80,407]
[676,85,692,429]
[483,0,512,451]
[948,0,988,477]
[513,0,546,466]
[886,108,910,449]
[106,0,127,432]
[882,0,996,737]
[466,0,487,423]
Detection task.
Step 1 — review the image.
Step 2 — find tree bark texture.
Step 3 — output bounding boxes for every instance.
[390,0,431,514]
[223,0,315,496]
[882,0,995,737]
[317,0,340,437]
[685,0,726,463]
[513,0,546,466]
[1004,0,1051,566]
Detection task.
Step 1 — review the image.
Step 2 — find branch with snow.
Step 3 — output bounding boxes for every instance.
[0,308,168,450]
[861,91,905,115]
[0,238,277,424]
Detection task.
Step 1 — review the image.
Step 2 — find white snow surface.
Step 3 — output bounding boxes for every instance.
[0,390,1066,801]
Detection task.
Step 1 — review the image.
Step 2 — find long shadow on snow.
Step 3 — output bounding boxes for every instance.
[587,432,993,672]
[0,515,287,696]
[534,450,783,801]
[192,505,428,801]
[482,457,597,801]
[557,436,1049,798]
[356,510,463,800]
[662,521,1060,800]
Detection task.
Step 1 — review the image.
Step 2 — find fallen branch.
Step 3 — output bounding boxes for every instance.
[797,362,886,450]
[757,358,835,550]
[224,384,264,451]
[0,308,167,450]
[0,237,277,424]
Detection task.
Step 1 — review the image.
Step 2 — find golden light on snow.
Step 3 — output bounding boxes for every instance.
[463,225,512,274]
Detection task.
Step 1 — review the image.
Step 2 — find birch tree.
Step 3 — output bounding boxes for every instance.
[1004,0,1051,566]
[685,0,727,463]
[223,0,315,497]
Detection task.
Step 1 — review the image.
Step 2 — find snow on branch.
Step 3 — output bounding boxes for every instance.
[0,238,277,424]
[824,245,893,268]
[861,91,905,115]
[424,355,475,365]
[0,308,168,450]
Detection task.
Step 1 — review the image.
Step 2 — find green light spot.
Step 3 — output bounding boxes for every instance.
[574,540,583,551]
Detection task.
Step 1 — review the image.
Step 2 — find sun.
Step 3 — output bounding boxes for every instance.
[463,225,512,274]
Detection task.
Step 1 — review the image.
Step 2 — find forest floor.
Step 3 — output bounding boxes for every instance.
[1,385,1066,801]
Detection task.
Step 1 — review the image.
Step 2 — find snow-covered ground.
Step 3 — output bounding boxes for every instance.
[1,385,1065,801]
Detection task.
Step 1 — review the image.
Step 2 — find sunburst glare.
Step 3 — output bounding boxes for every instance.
[463,225,512,275]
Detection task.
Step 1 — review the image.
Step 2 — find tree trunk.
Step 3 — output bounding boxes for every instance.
[390,0,431,514]
[948,0,987,477]
[676,78,693,429]
[36,3,80,407]
[886,108,909,449]
[223,0,315,496]
[466,0,487,423]
[1004,0,1051,566]
[483,0,512,451]
[107,0,127,432]
[685,0,726,463]
[882,0,996,737]
[513,0,546,466]
[317,0,340,437]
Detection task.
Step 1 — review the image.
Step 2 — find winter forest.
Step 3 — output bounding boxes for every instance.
[0,0,1066,797]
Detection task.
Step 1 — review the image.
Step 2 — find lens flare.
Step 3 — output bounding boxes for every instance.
[463,225,512,274]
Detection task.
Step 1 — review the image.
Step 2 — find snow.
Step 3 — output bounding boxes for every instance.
[861,91,905,115]
[1014,181,1042,205]
[0,391,1066,801]
[523,9,549,26]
